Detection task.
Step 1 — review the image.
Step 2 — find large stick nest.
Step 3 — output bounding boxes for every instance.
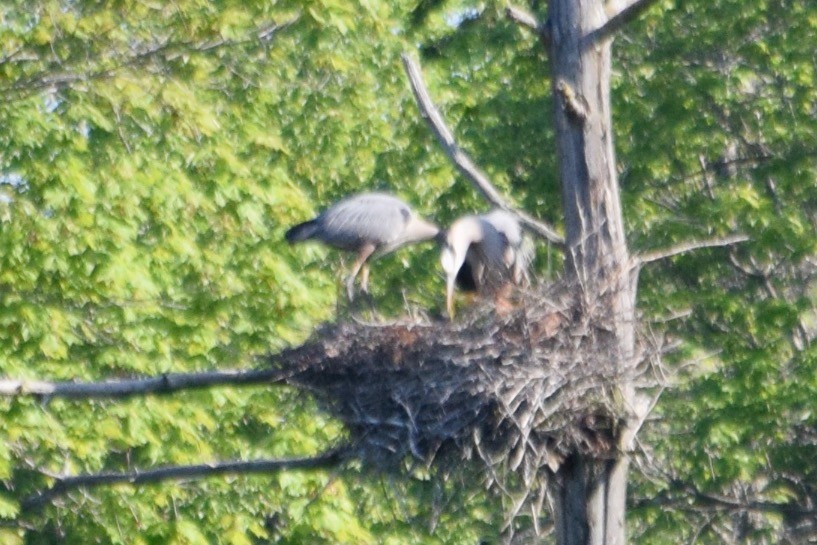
[272,281,661,484]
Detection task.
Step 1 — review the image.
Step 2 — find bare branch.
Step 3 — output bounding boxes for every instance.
[637,234,750,266]
[505,6,539,32]
[505,6,551,44]
[586,0,663,45]
[0,367,285,400]
[0,15,300,102]
[179,17,299,53]
[400,53,564,247]
[22,446,350,512]
[633,481,817,520]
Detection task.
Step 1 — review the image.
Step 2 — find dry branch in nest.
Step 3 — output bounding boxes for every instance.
[272,281,663,493]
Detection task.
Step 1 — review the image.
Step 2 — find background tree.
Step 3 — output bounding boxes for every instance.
[1,0,816,543]
[619,1,817,542]
[0,1,468,542]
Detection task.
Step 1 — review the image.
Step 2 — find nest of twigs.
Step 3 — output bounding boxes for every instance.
[273,280,662,487]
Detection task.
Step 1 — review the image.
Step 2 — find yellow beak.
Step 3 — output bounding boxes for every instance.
[446,276,456,319]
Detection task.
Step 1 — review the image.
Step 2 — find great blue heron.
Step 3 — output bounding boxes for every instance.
[440,210,529,317]
[285,192,439,300]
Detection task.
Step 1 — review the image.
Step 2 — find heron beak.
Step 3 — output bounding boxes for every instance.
[446,274,456,319]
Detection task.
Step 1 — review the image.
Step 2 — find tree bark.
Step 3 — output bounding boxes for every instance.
[547,0,635,543]
[552,456,629,545]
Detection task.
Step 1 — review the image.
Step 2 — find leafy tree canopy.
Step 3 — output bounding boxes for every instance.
[1,0,816,543]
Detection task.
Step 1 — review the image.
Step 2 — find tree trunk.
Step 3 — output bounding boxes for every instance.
[547,0,636,543]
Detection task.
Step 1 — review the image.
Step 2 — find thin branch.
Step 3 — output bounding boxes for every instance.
[21,446,350,512]
[179,17,299,53]
[654,148,817,190]
[637,234,749,266]
[505,6,551,44]
[0,15,299,102]
[586,0,663,45]
[619,385,665,450]
[505,5,539,32]
[400,53,564,247]
[632,482,817,520]
[0,367,285,400]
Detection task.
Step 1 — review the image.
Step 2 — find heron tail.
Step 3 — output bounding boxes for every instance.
[285,219,319,243]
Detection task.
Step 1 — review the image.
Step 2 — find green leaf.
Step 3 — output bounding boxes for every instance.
[0,495,19,519]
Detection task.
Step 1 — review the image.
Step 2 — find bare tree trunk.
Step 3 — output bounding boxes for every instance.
[547,0,636,543]
[551,456,629,545]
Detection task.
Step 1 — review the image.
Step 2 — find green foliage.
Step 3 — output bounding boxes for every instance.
[3,0,816,542]
[0,0,494,542]
[0,0,531,542]
[616,0,817,542]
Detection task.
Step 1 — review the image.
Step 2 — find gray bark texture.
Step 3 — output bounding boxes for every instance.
[547,0,637,543]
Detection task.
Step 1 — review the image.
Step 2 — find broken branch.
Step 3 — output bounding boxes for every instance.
[588,0,664,45]
[0,367,285,400]
[401,53,564,246]
[1,15,299,102]
[505,6,551,44]
[22,446,350,512]
[637,234,749,266]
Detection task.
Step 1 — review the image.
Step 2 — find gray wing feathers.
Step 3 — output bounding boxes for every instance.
[483,210,523,247]
[318,193,411,249]
[483,210,533,284]
[483,209,530,284]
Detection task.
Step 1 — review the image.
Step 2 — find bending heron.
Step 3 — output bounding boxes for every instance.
[285,192,439,300]
[440,210,529,317]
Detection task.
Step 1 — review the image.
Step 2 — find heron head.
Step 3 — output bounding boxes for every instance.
[440,217,485,318]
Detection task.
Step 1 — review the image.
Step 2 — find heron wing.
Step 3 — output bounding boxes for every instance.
[483,210,523,247]
[483,210,530,284]
[319,193,410,250]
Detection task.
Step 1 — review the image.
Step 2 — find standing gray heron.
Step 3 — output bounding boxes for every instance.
[285,192,439,300]
[440,209,529,317]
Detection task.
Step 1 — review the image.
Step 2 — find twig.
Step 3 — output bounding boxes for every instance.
[0,367,285,399]
[619,385,665,450]
[400,53,564,247]
[0,15,299,102]
[632,481,817,519]
[21,446,350,512]
[505,6,551,44]
[587,0,664,45]
[636,234,749,266]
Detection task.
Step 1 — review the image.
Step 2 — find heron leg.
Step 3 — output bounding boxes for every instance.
[346,243,376,301]
[360,263,370,294]
[357,262,376,312]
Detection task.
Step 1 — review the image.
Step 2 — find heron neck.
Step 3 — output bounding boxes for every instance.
[452,216,485,246]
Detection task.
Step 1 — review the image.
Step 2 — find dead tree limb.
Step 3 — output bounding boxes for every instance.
[632,482,817,519]
[400,53,564,247]
[22,446,350,512]
[0,15,300,102]
[505,6,551,44]
[636,234,749,266]
[587,0,664,45]
[505,6,540,32]
[0,367,285,400]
